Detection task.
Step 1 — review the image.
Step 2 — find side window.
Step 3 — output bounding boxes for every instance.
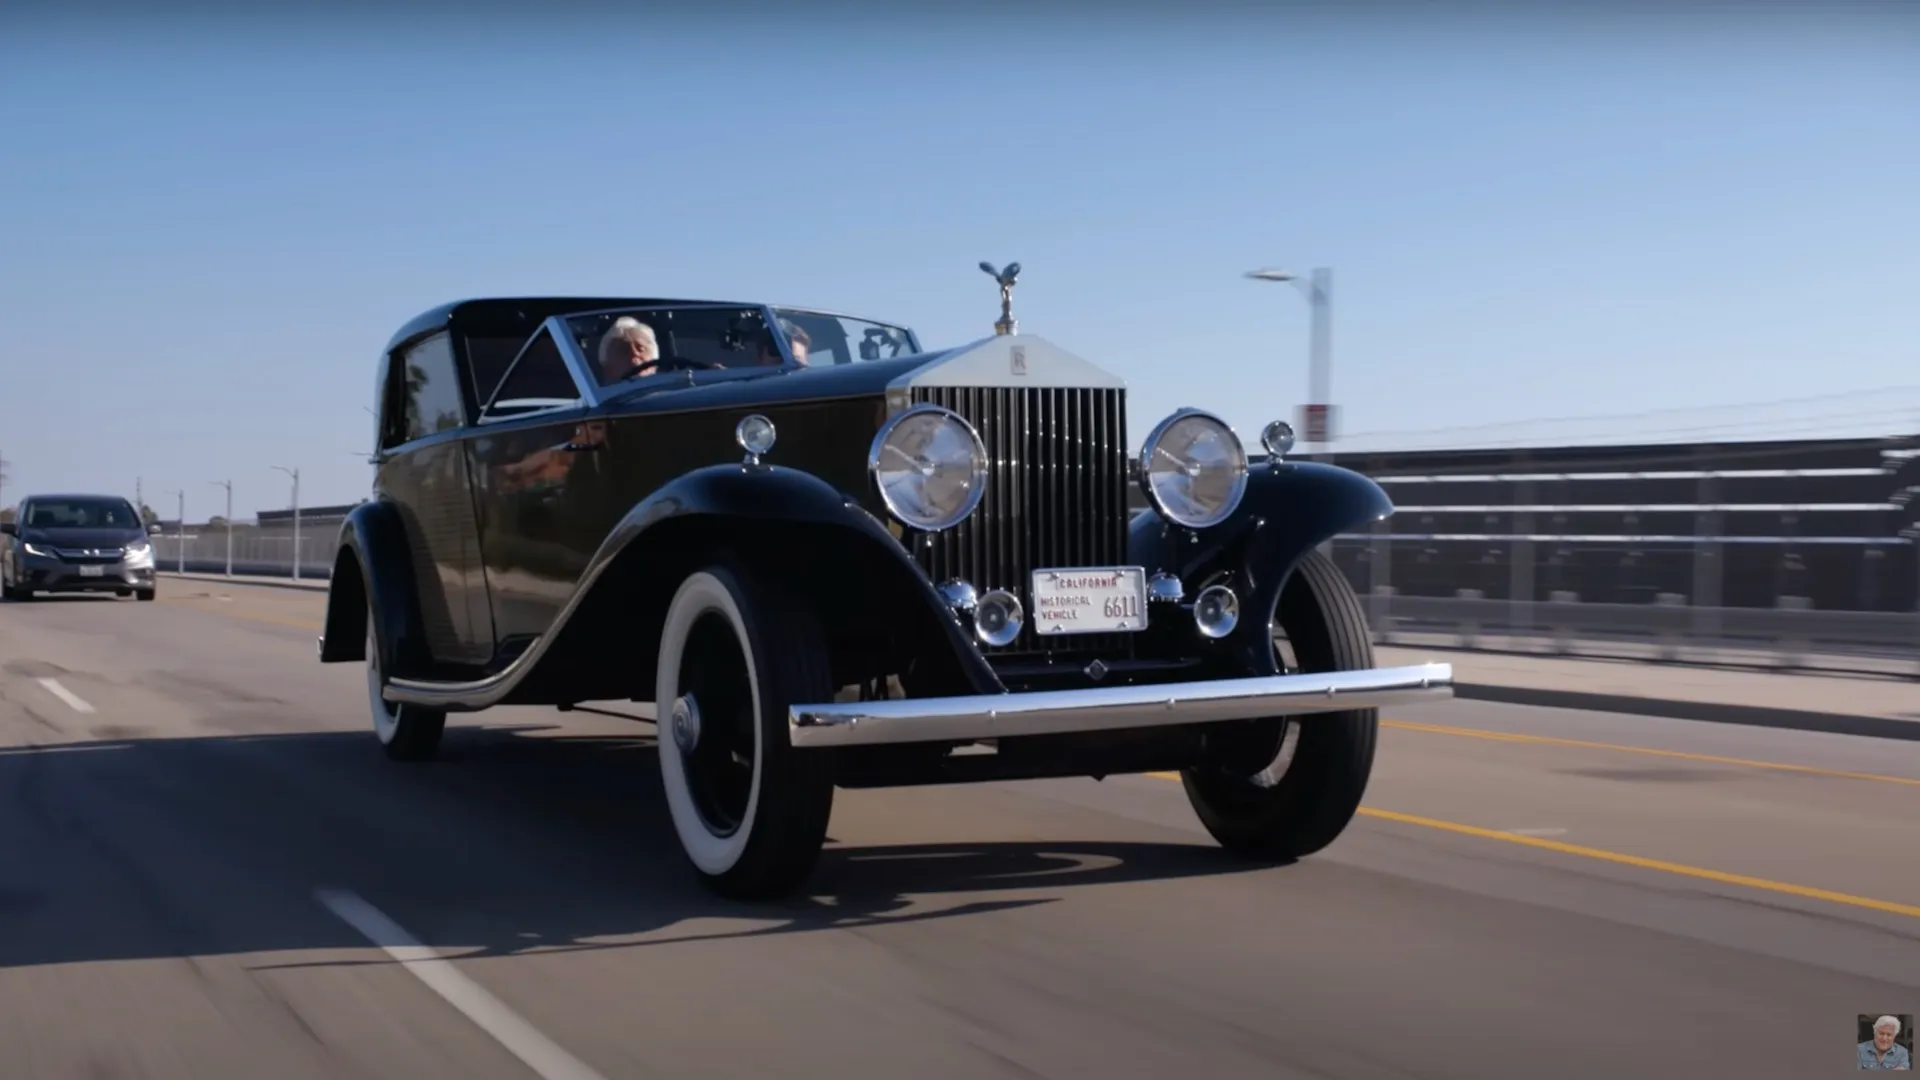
[380,332,466,447]
[482,328,582,420]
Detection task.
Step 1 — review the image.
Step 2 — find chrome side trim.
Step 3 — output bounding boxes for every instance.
[787,662,1453,748]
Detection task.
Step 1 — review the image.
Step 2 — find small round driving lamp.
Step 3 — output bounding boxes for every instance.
[869,404,990,532]
[735,414,777,462]
[1261,419,1295,460]
[1138,409,1249,529]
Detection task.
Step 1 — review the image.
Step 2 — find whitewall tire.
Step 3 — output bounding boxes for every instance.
[366,612,447,761]
[655,563,836,899]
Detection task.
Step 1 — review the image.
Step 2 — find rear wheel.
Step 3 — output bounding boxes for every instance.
[1181,548,1379,860]
[655,562,837,899]
[366,612,446,761]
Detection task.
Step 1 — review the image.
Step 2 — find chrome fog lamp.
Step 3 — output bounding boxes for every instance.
[735,414,777,464]
[973,588,1025,647]
[1193,584,1240,639]
[938,579,979,613]
[1261,419,1295,461]
[869,404,989,532]
[1138,408,1248,529]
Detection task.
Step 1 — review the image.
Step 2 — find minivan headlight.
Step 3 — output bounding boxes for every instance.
[869,404,989,532]
[1138,408,1248,529]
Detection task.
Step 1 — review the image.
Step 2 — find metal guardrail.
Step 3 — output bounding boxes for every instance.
[1371,590,1918,677]
[152,532,334,581]
[152,533,1916,677]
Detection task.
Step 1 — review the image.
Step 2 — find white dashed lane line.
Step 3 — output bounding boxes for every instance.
[36,678,95,714]
[315,888,610,1080]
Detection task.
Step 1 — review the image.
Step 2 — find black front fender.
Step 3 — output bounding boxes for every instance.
[1128,460,1390,674]
[525,463,1005,702]
[317,499,434,676]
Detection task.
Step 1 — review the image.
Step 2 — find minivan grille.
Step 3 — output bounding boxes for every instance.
[910,386,1131,658]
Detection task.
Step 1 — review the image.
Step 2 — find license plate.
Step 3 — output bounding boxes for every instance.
[78,565,104,578]
[1030,567,1148,635]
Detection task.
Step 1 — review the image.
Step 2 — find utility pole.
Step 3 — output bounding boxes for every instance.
[136,476,144,520]
[209,479,233,577]
[164,489,185,573]
[0,449,9,511]
[272,465,300,580]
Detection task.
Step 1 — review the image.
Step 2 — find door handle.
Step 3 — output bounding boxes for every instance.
[558,441,601,453]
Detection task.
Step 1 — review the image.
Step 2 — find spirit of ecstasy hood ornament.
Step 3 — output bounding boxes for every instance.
[979,260,1021,336]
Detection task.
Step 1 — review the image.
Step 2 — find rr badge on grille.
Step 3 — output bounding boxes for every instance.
[1011,345,1027,376]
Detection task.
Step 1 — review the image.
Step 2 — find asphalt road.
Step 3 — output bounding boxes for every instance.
[1,580,1916,1079]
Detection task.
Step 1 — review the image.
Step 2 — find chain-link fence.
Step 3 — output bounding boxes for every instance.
[152,524,338,580]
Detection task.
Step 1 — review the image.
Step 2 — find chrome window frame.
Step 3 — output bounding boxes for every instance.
[476,317,597,425]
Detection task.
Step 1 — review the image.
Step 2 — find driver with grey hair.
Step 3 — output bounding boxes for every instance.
[1861,1015,1911,1069]
[597,316,659,384]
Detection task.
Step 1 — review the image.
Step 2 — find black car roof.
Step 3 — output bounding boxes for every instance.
[21,493,135,502]
[385,297,763,354]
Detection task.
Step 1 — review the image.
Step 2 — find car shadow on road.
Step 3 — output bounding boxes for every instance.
[0,720,1274,973]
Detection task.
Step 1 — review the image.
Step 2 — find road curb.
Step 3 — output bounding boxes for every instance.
[159,572,329,594]
[1452,682,1920,743]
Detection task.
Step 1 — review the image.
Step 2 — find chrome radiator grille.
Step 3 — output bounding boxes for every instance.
[910,385,1131,657]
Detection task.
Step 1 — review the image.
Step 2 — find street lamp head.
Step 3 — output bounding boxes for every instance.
[1245,268,1298,282]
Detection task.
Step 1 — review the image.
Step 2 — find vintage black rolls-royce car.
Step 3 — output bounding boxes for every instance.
[318,279,1453,898]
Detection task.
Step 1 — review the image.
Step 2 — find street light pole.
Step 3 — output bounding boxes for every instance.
[209,480,233,577]
[164,489,185,573]
[1245,265,1334,462]
[271,465,300,581]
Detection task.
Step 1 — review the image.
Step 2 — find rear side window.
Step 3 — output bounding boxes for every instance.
[397,333,467,443]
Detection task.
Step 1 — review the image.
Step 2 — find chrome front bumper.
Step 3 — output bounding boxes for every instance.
[787,662,1453,748]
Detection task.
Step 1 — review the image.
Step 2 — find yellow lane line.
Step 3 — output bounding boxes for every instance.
[1357,806,1920,920]
[1379,718,1920,789]
[1142,772,1920,920]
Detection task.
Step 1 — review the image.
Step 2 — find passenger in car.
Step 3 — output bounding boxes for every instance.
[597,316,659,383]
[758,320,810,367]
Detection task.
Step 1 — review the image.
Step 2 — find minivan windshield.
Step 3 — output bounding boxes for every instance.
[24,498,140,529]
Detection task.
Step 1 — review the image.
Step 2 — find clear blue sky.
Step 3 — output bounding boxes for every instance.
[3,6,1916,519]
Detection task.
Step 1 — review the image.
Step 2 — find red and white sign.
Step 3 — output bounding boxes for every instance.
[1300,403,1335,443]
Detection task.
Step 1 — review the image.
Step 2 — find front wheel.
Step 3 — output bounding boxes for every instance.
[366,613,447,761]
[1181,548,1379,860]
[655,562,837,899]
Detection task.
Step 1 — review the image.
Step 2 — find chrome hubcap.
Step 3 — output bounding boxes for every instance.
[669,693,702,754]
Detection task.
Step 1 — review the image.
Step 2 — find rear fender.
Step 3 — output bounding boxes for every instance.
[317,500,434,677]
[1128,461,1391,675]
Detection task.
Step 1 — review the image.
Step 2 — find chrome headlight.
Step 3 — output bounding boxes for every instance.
[124,538,153,565]
[869,404,989,532]
[1138,408,1248,529]
[21,542,54,558]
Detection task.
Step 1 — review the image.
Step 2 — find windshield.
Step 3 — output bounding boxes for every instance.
[770,308,920,366]
[565,305,922,385]
[24,497,140,529]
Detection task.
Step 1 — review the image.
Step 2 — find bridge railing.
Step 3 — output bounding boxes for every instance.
[1365,590,1917,678]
